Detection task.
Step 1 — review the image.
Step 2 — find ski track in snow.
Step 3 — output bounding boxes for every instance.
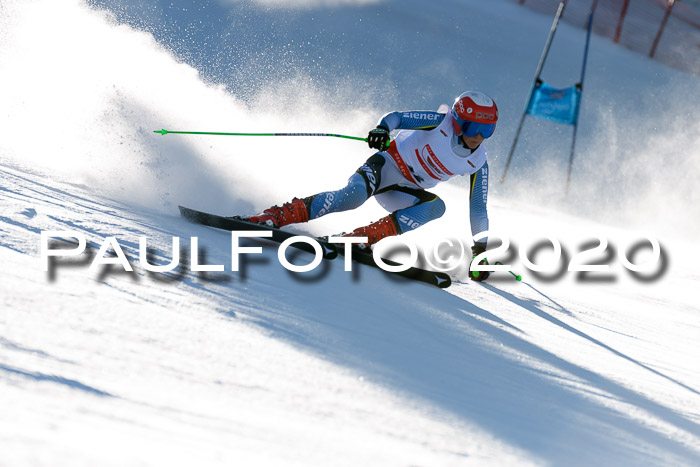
[2,0,700,464]
[2,159,700,466]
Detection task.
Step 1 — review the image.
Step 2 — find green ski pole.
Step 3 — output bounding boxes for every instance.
[154,129,369,144]
[496,261,522,281]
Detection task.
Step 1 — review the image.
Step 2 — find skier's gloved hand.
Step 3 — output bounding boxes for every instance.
[367,126,390,150]
[470,242,490,282]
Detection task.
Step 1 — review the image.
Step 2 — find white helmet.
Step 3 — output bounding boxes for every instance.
[451,90,498,138]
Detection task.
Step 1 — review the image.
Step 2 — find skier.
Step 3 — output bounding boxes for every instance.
[240,90,496,281]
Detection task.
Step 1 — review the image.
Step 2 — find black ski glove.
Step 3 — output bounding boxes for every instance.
[367,126,390,150]
[469,242,490,282]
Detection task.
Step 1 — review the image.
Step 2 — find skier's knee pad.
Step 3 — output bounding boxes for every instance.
[393,196,445,234]
[355,153,386,196]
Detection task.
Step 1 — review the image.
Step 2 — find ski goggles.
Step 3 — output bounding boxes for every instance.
[452,112,496,138]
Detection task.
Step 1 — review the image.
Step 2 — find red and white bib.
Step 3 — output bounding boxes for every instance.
[387,111,487,189]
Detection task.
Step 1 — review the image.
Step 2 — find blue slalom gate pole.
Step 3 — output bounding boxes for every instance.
[565,8,594,196]
[501,2,565,184]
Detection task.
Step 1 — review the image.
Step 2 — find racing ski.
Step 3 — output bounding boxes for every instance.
[340,247,452,289]
[179,205,450,288]
[178,205,338,259]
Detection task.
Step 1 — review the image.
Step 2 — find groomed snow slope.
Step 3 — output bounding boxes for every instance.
[1,0,700,465]
[2,155,699,466]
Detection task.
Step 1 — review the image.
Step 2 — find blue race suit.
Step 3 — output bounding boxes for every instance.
[305,109,489,245]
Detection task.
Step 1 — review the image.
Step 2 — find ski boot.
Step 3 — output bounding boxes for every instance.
[241,198,310,228]
[341,215,398,250]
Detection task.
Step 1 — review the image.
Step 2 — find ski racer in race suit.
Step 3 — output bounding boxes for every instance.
[243,90,496,281]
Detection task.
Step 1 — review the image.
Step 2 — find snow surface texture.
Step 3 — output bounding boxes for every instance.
[1,0,700,465]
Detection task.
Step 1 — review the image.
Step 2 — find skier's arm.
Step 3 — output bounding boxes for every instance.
[468,162,490,282]
[367,111,446,150]
[376,111,446,132]
[469,161,489,251]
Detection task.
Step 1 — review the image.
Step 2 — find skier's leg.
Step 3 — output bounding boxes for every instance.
[306,152,388,218]
[244,153,385,227]
[388,188,446,234]
[343,187,445,247]
[306,173,369,220]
